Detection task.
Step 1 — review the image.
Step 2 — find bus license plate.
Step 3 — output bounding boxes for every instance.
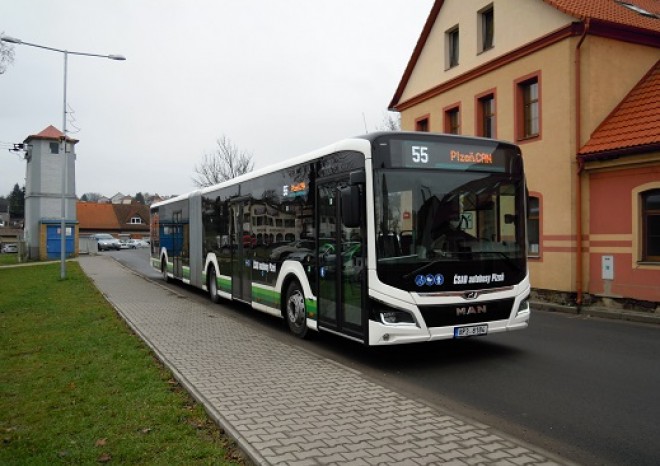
[454,324,488,338]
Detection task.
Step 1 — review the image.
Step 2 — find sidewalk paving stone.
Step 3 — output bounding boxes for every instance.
[78,255,577,466]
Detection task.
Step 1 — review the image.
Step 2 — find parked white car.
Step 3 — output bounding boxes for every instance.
[1,243,18,253]
[121,238,148,249]
[128,238,149,249]
[133,239,149,248]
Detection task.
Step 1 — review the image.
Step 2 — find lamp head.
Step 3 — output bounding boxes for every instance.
[0,35,22,44]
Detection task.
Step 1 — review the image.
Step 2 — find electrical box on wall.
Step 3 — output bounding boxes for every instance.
[602,255,614,280]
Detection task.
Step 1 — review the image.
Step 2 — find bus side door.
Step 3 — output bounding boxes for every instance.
[317,179,365,341]
[230,200,253,303]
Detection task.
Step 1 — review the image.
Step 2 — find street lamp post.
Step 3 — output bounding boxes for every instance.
[0,35,125,279]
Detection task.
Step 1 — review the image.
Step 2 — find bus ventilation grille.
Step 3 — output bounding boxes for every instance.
[419,298,514,328]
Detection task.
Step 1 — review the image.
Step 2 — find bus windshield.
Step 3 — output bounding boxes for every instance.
[374,168,526,292]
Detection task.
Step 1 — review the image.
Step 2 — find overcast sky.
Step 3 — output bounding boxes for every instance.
[1,0,433,199]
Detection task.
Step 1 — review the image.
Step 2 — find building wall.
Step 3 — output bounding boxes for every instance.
[401,0,571,103]
[586,161,660,302]
[398,1,660,299]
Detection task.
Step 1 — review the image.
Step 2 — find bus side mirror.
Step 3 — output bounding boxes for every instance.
[341,185,362,228]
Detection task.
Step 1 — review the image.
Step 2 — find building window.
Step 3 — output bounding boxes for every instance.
[415,116,430,132]
[476,92,496,138]
[130,216,143,225]
[515,73,541,141]
[527,195,540,257]
[50,142,59,154]
[642,189,660,261]
[479,5,494,52]
[446,26,459,69]
[444,105,460,134]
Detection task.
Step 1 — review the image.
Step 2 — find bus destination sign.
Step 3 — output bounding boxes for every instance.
[390,139,510,173]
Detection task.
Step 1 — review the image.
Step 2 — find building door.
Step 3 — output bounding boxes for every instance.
[317,179,365,340]
[46,224,74,259]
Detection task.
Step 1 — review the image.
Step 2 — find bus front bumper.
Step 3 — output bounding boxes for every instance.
[367,307,530,346]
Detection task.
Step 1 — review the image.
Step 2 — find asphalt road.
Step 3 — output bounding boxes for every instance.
[108,249,660,466]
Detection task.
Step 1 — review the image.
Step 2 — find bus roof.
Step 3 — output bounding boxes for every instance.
[151,135,372,209]
[151,132,519,209]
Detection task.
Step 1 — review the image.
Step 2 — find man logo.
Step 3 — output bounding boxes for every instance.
[456,305,487,316]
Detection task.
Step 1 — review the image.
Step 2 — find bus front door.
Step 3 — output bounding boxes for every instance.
[317,180,365,341]
[230,200,252,303]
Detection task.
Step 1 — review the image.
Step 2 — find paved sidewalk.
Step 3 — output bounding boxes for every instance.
[79,255,574,466]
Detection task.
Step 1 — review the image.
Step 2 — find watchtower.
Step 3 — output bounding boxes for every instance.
[23,125,79,260]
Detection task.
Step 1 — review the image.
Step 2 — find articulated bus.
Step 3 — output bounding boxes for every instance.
[150,132,530,345]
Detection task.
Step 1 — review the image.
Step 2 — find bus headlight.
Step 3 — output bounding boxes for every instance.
[381,311,415,325]
[370,300,417,326]
[517,298,530,315]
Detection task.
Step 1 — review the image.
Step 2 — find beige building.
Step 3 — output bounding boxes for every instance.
[390,0,659,305]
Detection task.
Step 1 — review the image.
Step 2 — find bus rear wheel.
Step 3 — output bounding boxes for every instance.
[208,267,221,303]
[161,259,170,282]
[285,281,308,338]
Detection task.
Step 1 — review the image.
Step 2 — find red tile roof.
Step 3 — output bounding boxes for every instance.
[113,204,150,232]
[77,202,150,233]
[579,60,660,157]
[543,0,660,32]
[77,203,120,230]
[24,125,79,143]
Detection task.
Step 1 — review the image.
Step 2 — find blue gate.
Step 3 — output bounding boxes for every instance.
[46,224,75,259]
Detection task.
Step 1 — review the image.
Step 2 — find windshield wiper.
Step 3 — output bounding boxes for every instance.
[477,251,522,272]
[402,258,447,279]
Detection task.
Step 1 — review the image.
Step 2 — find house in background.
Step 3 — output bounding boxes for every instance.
[389,0,659,305]
[77,202,150,240]
[110,192,134,205]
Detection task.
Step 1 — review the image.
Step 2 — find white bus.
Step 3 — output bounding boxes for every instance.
[150,132,530,345]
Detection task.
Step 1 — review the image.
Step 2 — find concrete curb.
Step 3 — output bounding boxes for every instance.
[531,300,660,325]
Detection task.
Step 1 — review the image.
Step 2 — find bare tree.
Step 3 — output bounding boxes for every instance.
[192,135,254,187]
[378,111,401,131]
[81,192,103,202]
[0,32,15,75]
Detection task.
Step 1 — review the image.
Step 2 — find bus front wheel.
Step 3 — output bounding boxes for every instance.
[285,281,308,338]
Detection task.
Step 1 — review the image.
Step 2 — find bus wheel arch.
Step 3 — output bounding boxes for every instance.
[283,279,308,338]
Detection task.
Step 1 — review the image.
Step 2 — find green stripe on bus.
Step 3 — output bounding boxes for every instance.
[218,277,232,293]
[305,299,317,319]
[252,286,280,308]
[202,272,232,293]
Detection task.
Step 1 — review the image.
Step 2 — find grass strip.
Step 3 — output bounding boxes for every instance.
[0,262,247,465]
[0,254,21,266]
